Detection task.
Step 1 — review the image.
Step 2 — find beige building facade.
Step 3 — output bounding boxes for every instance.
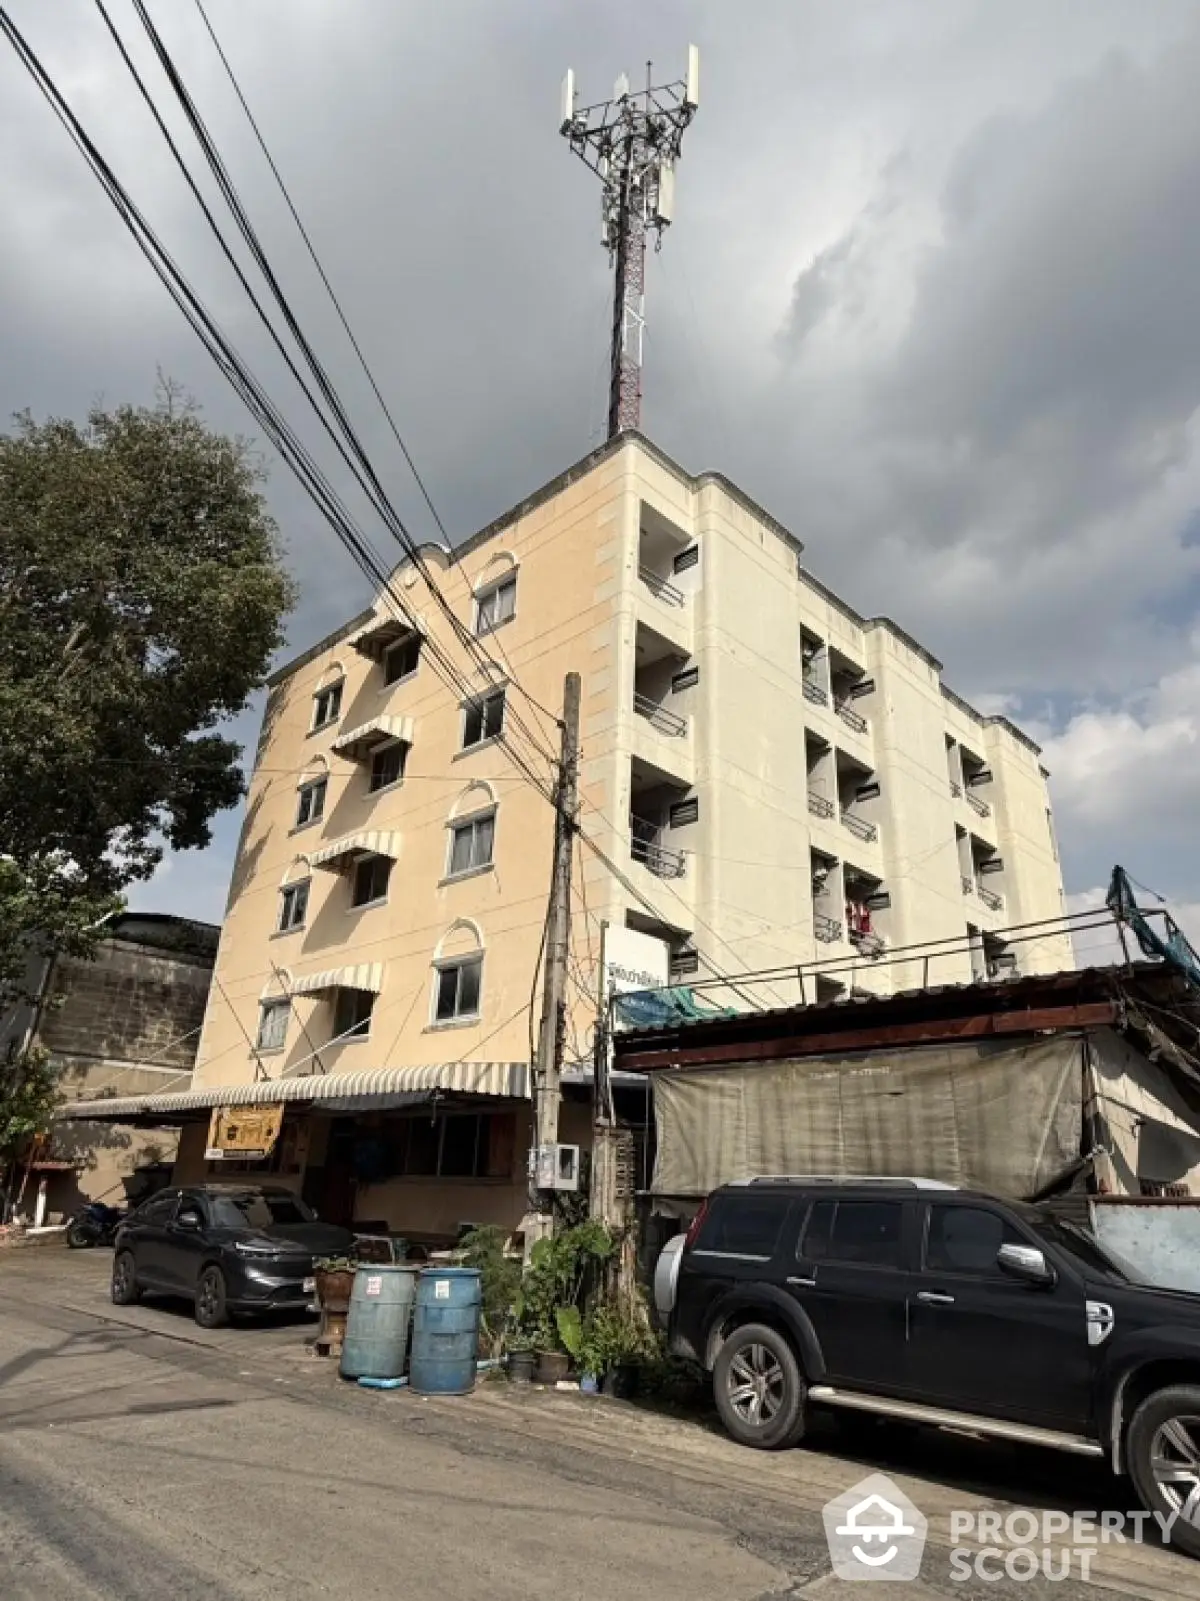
[172,433,1069,1237]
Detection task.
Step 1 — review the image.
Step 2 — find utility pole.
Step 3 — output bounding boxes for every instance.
[560,47,700,439]
[528,672,582,1245]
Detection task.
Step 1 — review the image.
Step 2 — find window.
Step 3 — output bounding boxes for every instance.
[475,576,516,635]
[448,812,495,876]
[209,1191,314,1229]
[462,689,505,749]
[368,741,406,793]
[434,955,482,1022]
[384,1111,515,1180]
[802,1199,904,1269]
[671,665,699,694]
[312,681,343,729]
[333,987,375,1039]
[134,1190,179,1225]
[669,797,699,828]
[383,633,421,685]
[295,777,327,827]
[694,1194,792,1258]
[673,544,700,575]
[256,1000,290,1052]
[924,1205,1025,1276]
[351,854,392,907]
[277,880,309,932]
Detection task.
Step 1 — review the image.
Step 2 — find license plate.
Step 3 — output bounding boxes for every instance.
[302,1276,315,1293]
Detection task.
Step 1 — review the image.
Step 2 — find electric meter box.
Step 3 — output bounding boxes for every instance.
[530,1142,581,1192]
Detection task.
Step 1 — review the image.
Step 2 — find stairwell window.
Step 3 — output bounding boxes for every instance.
[475,576,516,636]
[448,811,495,878]
[333,988,374,1041]
[462,688,505,749]
[311,680,343,730]
[295,777,327,828]
[277,880,309,933]
[256,1000,289,1053]
[351,853,392,908]
[434,955,482,1023]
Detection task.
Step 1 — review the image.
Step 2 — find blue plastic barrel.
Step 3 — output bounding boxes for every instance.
[408,1267,482,1396]
[340,1265,417,1381]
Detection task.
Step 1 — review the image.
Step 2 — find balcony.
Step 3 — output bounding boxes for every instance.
[965,789,991,818]
[631,825,686,879]
[962,876,974,896]
[835,700,868,735]
[814,912,842,943]
[849,928,885,958]
[841,811,878,844]
[978,884,1004,912]
[803,677,828,707]
[807,792,834,820]
[634,691,686,737]
[638,565,684,607]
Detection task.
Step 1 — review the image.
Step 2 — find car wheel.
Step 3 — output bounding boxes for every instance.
[1127,1385,1200,1560]
[110,1249,142,1306]
[713,1322,806,1450]
[68,1219,97,1249]
[195,1265,229,1330]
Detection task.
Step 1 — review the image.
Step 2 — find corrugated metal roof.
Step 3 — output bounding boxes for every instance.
[58,1060,530,1121]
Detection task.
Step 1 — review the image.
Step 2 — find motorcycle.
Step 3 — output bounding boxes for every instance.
[66,1201,126,1248]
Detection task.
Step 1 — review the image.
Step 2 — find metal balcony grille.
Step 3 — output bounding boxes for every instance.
[802,678,828,707]
[814,912,842,943]
[962,876,974,895]
[835,700,869,735]
[630,817,686,878]
[978,885,1004,912]
[841,811,878,843]
[807,792,834,819]
[638,565,685,607]
[849,929,885,957]
[950,780,963,798]
[633,692,687,737]
[966,790,991,818]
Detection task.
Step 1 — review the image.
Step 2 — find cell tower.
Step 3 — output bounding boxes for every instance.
[560,47,700,439]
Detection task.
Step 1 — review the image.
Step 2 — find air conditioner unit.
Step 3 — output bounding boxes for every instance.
[530,1143,581,1192]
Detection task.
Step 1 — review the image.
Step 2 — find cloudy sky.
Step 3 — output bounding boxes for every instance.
[3,0,1198,962]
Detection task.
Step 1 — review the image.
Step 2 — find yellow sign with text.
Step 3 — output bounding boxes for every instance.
[204,1104,284,1162]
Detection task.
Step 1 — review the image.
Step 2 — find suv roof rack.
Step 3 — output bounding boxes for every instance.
[730,1174,959,1191]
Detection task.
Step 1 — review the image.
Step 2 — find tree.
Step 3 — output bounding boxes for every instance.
[0,393,296,1138]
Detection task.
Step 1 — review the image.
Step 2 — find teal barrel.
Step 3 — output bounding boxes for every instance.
[340,1265,417,1381]
[408,1267,482,1396]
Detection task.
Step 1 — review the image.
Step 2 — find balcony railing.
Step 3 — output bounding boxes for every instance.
[841,811,878,843]
[638,565,685,607]
[814,912,842,943]
[849,928,885,958]
[630,817,686,879]
[807,792,834,819]
[835,700,868,735]
[978,884,1004,912]
[962,876,974,895]
[633,692,687,737]
[802,677,828,707]
[950,779,963,798]
[966,789,991,818]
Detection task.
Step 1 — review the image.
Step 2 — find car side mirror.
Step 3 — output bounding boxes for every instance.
[177,1209,203,1231]
[997,1242,1055,1288]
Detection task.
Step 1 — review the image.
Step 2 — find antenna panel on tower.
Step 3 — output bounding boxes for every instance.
[655,162,675,225]
[684,45,700,109]
[560,68,575,133]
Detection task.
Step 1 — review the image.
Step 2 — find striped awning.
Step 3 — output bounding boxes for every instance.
[57,1060,531,1122]
[308,830,400,871]
[345,613,425,661]
[331,715,414,763]
[286,962,384,998]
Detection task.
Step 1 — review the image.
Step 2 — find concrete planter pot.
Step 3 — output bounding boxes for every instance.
[535,1350,569,1385]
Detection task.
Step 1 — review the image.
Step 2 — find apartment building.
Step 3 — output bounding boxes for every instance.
[148,432,1069,1237]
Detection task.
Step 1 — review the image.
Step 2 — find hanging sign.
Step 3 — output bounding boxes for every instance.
[204,1103,284,1162]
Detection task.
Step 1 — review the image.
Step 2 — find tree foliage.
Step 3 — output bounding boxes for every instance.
[0,393,295,1023]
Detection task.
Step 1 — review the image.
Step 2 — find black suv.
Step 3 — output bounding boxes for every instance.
[111,1185,353,1328]
[662,1176,1200,1557]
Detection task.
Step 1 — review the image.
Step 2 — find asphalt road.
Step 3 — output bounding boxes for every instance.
[0,1250,1191,1600]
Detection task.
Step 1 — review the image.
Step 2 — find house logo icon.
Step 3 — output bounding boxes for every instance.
[823,1473,928,1581]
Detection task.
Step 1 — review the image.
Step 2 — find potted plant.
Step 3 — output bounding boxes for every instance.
[515,1222,614,1385]
[312,1253,356,1357]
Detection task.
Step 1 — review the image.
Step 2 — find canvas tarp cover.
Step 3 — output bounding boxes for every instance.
[652,1035,1084,1200]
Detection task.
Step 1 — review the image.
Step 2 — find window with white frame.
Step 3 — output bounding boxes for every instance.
[311,681,343,730]
[434,955,482,1023]
[277,880,309,932]
[461,688,505,749]
[383,633,421,686]
[333,987,375,1040]
[368,741,406,793]
[295,777,327,827]
[447,811,495,877]
[475,576,516,636]
[256,999,290,1052]
[351,853,392,908]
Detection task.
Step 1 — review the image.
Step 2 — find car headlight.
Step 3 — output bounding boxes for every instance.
[233,1241,282,1257]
